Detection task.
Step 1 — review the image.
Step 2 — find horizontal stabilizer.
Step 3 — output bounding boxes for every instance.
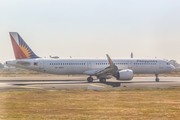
[16,61,31,66]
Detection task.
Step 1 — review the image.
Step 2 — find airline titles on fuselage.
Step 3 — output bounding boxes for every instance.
[137,60,157,62]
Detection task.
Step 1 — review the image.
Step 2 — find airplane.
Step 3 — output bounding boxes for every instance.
[6,32,175,83]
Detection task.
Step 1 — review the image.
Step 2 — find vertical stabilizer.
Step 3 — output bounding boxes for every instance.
[9,32,39,59]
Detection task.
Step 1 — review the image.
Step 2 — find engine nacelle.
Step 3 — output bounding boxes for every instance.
[116,69,133,80]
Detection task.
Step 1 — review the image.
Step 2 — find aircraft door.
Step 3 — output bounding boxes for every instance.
[39,59,44,69]
[87,61,91,69]
[128,62,132,69]
[159,62,163,69]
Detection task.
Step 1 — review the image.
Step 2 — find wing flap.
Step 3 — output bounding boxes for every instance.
[83,68,105,75]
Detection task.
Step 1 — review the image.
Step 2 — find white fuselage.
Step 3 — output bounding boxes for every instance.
[6,58,175,75]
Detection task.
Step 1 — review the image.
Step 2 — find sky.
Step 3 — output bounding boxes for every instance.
[0,0,180,63]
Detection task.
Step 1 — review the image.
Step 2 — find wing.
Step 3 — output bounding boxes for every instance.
[84,54,119,79]
[95,54,118,78]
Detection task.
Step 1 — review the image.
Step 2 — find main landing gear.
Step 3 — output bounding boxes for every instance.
[87,76,93,83]
[87,76,107,83]
[99,78,106,83]
[155,74,159,82]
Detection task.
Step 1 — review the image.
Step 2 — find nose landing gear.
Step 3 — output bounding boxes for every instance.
[155,74,159,82]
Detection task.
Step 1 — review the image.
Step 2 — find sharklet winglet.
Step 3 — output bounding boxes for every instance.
[106,54,114,65]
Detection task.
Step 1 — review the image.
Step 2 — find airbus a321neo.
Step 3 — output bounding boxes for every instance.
[6,32,175,83]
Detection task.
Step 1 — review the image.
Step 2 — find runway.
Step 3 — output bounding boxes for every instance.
[0,77,180,91]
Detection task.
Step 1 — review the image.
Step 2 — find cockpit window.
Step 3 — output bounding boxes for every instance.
[166,62,170,65]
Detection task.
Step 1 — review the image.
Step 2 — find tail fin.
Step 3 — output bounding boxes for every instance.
[9,32,39,59]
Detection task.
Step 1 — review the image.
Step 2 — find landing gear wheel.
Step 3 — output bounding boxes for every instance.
[87,77,93,83]
[156,78,159,82]
[155,74,159,82]
[99,78,106,83]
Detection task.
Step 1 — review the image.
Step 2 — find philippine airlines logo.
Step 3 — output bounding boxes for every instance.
[18,34,39,59]
[10,32,39,59]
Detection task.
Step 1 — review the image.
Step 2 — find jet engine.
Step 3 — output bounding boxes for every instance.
[116,69,133,80]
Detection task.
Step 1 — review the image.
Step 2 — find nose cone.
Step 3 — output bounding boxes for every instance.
[170,65,175,72]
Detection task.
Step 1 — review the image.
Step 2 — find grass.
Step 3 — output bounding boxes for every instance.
[1,88,180,120]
